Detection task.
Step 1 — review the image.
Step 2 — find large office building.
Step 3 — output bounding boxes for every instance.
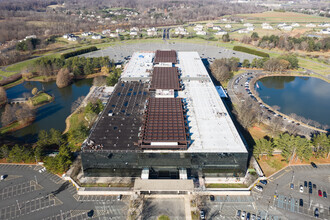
[81,50,248,180]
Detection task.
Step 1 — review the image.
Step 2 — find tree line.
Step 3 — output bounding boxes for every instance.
[243,33,330,52]
[254,133,330,163]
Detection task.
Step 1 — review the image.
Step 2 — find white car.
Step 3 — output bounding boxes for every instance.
[300,185,304,193]
[241,211,246,220]
[254,185,263,192]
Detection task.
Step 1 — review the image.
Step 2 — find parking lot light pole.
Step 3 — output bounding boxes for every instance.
[16,200,21,214]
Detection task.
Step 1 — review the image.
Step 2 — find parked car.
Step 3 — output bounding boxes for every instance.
[314,208,319,218]
[313,184,317,189]
[251,214,256,220]
[87,210,94,218]
[308,181,312,187]
[290,183,294,189]
[309,187,313,194]
[246,212,251,220]
[254,185,263,192]
[318,190,322,197]
[299,199,303,207]
[0,175,7,180]
[200,210,205,220]
[300,185,303,193]
[236,210,241,218]
[260,180,267,185]
[241,211,246,220]
[117,195,122,201]
[304,181,307,187]
[210,195,215,201]
[311,162,317,168]
[323,191,327,198]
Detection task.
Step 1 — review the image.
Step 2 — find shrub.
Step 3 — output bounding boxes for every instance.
[233,46,270,58]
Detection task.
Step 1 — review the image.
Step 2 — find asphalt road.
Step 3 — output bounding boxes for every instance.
[0,164,128,220]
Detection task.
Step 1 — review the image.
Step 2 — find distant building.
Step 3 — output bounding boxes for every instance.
[102,29,111,35]
[206,23,214,28]
[247,27,255,31]
[116,29,125,33]
[91,35,102,39]
[262,23,273,30]
[225,24,232,29]
[193,24,203,32]
[238,29,250,34]
[130,31,138,36]
[174,27,188,35]
[243,23,253,27]
[130,27,139,32]
[25,35,37,39]
[82,32,92,37]
[147,27,157,36]
[280,25,293,31]
[291,23,300,27]
[318,23,330,27]
[212,26,222,31]
[319,28,330,35]
[306,23,316,28]
[215,30,228,36]
[109,33,119,38]
[196,31,207,36]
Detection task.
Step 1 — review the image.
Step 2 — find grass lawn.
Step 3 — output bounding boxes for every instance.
[29,92,52,106]
[191,211,200,220]
[0,121,20,134]
[158,215,170,220]
[205,183,248,188]
[0,76,2,81]
[237,11,330,23]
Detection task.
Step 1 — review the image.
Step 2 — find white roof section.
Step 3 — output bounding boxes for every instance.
[182,80,247,153]
[121,52,154,79]
[177,52,209,79]
[178,51,246,153]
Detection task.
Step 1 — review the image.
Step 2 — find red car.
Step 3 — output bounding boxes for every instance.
[318,190,322,197]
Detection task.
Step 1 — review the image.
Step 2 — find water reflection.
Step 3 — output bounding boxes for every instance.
[257,76,330,129]
[2,79,93,142]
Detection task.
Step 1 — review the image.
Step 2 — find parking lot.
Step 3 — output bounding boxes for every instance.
[81,41,259,64]
[253,164,330,220]
[204,195,285,220]
[0,164,128,220]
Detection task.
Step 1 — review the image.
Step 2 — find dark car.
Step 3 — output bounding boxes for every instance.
[308,181,312,187]
[311,162,317,168]
[236,210,241,218]
[323,191,327,198]
[304,181,307,187]
[290,183,294,189]
[314,208,319,218]
[313,184,317,189]
[299,199,303,207]
[87,210,94,218]
[246,212,251,220]
[260,180,268,185]
[309,187,313,194]
[318,190,322,197]
[210,195,215,201]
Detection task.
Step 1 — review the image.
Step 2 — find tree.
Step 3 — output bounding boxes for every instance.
[273,133,296,162]
[100,66,110,75]
[242,59,250,68]
[31,87,38,96]
[15,103,35,124]
[295,136,312,161]
[0,86,7,105]
[1,104,15,126]
[56,68,71,88]
[0,145,10,159]
[222,33,230,42]
[210,58,238,83]
[253,138,273,159]
[251,32,259,41]
[234,101,257,129]
[312,133,330,158]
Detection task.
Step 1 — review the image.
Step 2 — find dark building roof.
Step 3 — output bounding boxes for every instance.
[150,67,181,91]
[85,81,149,152]
[139,98,188,150]
[154,50,177,64]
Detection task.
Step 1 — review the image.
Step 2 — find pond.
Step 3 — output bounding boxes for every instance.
[2,79,93,142]
[256,76,330,130]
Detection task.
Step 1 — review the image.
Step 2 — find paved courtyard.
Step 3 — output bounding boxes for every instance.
[142,198,186,220]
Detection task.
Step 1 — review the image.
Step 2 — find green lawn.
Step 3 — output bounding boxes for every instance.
[29,92,52,106]
[158,215,170,220]
[0,121,20,134]
[205,183,248,188]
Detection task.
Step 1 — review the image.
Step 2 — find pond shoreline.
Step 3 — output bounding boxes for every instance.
[250,73,329,134]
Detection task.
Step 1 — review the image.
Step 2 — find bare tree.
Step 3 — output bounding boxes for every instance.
[265,117,283,138]
[0,86,7,105]
[56,68,71,88]
[234,101,257,129]
[15,103,35,124]
[1,104,15,126]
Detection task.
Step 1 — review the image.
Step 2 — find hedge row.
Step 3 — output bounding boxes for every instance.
[60,46,98,59]
[233,46,270,58]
